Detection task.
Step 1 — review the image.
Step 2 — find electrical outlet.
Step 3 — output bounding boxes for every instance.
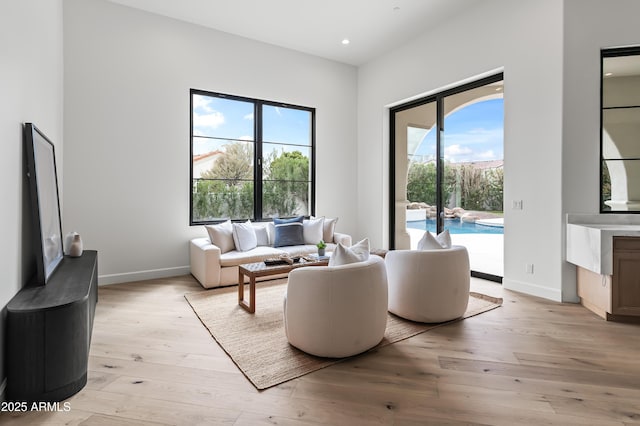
[525,263,534,274]
[512,200,523,210]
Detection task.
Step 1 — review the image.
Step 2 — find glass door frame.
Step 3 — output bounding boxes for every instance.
[389,73,504,280]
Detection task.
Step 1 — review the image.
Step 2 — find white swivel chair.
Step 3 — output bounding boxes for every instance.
[385,246,470,323]
[283,255,388,358]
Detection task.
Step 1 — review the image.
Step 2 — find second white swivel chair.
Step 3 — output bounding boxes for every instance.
[385,245,470,323]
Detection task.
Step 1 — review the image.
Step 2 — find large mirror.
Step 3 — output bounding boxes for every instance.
[601,46,640,212]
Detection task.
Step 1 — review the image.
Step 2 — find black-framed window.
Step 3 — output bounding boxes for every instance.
[190,89,315,225]
[600,46,640,213]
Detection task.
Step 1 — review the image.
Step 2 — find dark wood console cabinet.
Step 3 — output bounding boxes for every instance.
[7,250,98,402]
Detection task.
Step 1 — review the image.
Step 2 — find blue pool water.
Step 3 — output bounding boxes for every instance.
[407,218,504,235]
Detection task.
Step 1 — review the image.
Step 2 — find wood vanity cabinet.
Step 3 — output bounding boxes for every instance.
[577,237,640,321]
[611,237,640,317]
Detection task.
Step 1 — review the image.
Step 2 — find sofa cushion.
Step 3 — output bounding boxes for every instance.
[219,244,322,268]
[232,220,258,252]
[303,217,324,245]
[280,244,318,257]
[204,220,235,253]
[219,246,286,267]
[329,238,370,266]
[274,216,305,247]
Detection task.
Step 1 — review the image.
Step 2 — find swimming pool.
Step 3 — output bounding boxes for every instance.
[407,218,504,235]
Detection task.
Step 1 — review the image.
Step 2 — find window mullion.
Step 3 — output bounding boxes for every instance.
[436,96,444,234]
[255,102,263,221]
[310,109,316,217]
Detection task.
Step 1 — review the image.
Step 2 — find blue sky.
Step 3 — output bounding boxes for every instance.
[192,94,311,156]
[192,94,503,163]
[411,98,504,163]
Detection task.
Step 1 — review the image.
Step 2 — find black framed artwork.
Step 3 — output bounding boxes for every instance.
[24,123,64,284]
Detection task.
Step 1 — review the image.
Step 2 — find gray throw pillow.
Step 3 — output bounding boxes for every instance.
[273,216,305,247]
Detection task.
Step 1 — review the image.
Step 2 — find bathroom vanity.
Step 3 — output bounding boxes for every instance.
[567,215,640,321]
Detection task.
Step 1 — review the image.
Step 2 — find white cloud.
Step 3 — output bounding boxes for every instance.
[192,95,225,129]
[238,135,253,141]
[244,113,254,120]
[444,145,500,163]
[440,127,503,163]
[193,110,224,129]
[478,150,496,160]
[444,144,473,157]
[193,95,213,112]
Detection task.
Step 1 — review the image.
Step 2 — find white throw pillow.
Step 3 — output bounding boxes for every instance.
[232,220,258,252]
[437,229,452,249]
[329,238,370,266]
[323,217,338,242]
[417,230,451,250]
[266,222,275,246]
[311,216,338,243]
[204,220,235,253]
[303,217,324,245]
[254,225,270,247]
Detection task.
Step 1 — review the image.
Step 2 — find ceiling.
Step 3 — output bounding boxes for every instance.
[106,0,480,66]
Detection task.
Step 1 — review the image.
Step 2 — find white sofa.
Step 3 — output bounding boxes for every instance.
[283,255,388,358]
[190,219,352,288]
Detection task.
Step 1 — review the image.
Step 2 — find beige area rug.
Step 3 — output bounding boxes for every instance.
[185,279,503,390]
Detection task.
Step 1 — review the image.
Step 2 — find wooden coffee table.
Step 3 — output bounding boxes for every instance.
[238,258,329,313]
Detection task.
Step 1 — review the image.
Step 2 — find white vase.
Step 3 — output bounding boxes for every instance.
[69,234,83,257]
[64,231,78,255]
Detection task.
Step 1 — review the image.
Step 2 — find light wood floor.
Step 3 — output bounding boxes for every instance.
[3,275,640,425]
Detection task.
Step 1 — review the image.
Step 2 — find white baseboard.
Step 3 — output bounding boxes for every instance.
[502,278,562,302]
[98,266,191,285]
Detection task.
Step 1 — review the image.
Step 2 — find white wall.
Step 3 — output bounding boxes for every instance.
[0,0,63,396]
[63,0,358,284]
[561,0,640,300]
[60,0,640,297]
[357,0,567,301]
[358,0,640,303]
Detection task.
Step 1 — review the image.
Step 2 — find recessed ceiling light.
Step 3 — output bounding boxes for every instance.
[342,39,350,45]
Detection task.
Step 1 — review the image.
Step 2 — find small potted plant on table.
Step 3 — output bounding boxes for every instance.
[317,240,327,257]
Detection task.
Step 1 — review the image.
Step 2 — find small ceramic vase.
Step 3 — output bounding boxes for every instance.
[69,234,83,257]
[64,231,78,255]
[318,247,325,257]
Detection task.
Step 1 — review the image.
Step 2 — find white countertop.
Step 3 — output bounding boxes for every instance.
[566,214,640,275]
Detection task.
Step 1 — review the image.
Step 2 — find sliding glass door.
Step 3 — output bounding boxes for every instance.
[390,74,504,280]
